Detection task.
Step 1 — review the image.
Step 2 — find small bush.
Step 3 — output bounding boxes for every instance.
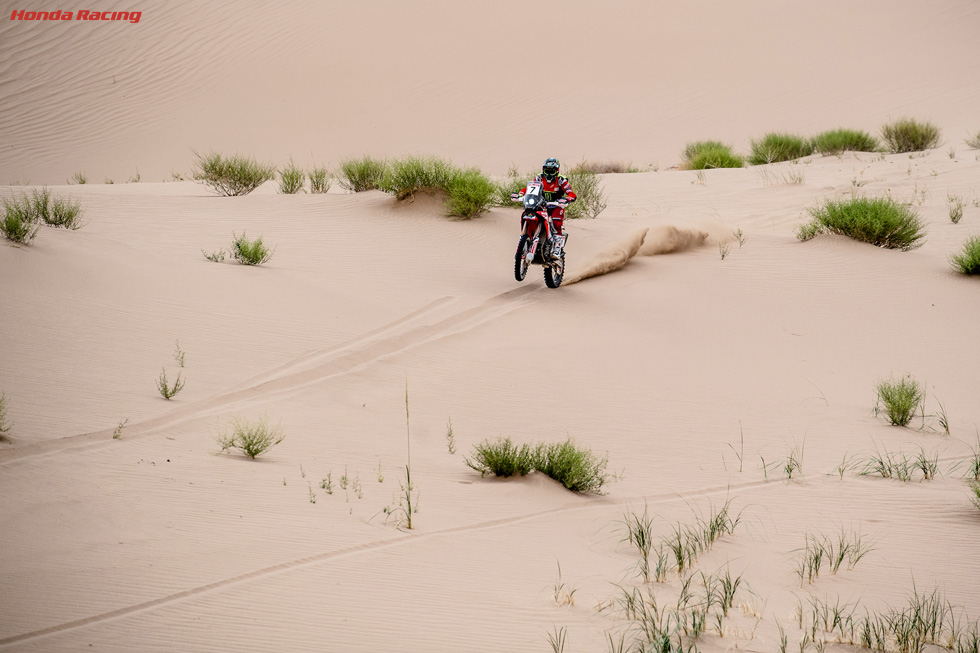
[565,169,607,219]
[966,131,980,150]
[683,142,745,170]
[157,367,185,400]
[875,375,924,426]
[805,196,926,250]
[971,482,980,512]
[69,171,87,185]
[308,167,331,194]
[379,156,457,199]
[796,221,823,242]
[466,438,536,477]
[534,439,609,494]
[48,196,84,229]
[231,232,274,265]
[950,235,980,275]
[813,129,879,155]
[881,118,941,153]
[1,196,40,245]
[217,416,285,459]
[338,156,387,192]
[278,160,305,194]
[192,151,276,196]
[496,168,528,207]
[748,133,814,165]
[445,168,498,219]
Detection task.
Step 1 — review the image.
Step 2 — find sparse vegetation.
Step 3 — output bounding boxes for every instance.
[308,166,331,194]
[112,418,128,440]
[682,141,745,169]
[201,248,226,263]
[621,504,656,582]
[971,481,980,512]
[966,131,980,150]
[950,235,980,275]
[948,195,965,223]
[278,160,305,194]
[445,418,456,454]
[565,169,608,219]
[69,171,87,185]
[48,196,84,229]
[496,166,528,206]
[813,129,879,155]
[156,367,185,400]
[0,392,12,438]
[800,196,926,250]
[444,167,499,219]
[338,156,387,192]
[231,231,275,265]
[795,529,873,585]
[881,118,942,153]
[192,151,276,196]
[2,188,84,243]
[876,375,924,426]
[1,196,40,245]
[217,415,285,459]
[379,156,458,199]
[465,437,610,493]
[748,133,814,165]
[569,160,639,174]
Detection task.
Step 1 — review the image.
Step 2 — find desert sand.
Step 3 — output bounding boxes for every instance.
[1,1,979,651]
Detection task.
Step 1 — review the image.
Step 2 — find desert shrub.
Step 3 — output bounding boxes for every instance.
[445,168,498,219]
[565,169,607,219]
[231,231,275,265]
[69,171,87,184]
[682,141,745,169]
[338,156,387,192]
[748,133,814,165]
[217,416,285,459]
[278,160,305,194]
[496,168,528,207]
[379,156,457,199]
[971,482,980,511]
[950,235,980,275]
[1,195,40,244]
[804,196,926,250]
[880,118,941,153]
[192,151,276,196]
[966,131,980,150]
[533,439,609,494]
[569,160,638,174]
[308,166,331,194]
[466,438,536,477]
[48,196,84,229]
[813,129,879,155]
[796,221,823,241]
[875,375,924,426]
[156,368,185,400]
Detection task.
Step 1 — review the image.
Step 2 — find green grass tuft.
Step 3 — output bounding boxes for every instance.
[803,196,926,250]
[217,416,285,459]
[278,160,305,194]
[308,166,331,194]
[338,156,387,192]
[569,160,639,174]
[876,375,924,426]
[379,156,457,199]
[465,437,536,477]
[192,151,276,196]
[231,232,275,265]
[950,235,980,274]
[682,141,744,169]
[565,169,608,219]
[748,133,814,165]
[1,196,40,245]
[444,168,498,219]
[881,118,941,153]
[813,129,879,155]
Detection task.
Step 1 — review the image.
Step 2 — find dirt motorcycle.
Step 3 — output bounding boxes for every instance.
[511,181,568,288]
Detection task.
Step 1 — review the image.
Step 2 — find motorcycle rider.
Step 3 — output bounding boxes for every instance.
[515,157,576,259]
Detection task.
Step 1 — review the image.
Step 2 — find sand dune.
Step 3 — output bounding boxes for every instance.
[2,2,980,652]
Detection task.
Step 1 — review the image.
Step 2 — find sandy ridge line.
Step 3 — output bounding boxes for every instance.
[0,477,776,648]
[0,287,541,465]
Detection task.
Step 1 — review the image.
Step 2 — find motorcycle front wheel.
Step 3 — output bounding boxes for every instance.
[544,251,565,288]
[514,234,530,282]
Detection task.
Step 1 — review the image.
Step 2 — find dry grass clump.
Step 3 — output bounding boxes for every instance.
[217,416,285,459]
[966,131,980,150]
[308,166,331,194]
[950,235,980,275]
[1,188,84,244]
[565,169,608,219]
[748,133,814,165]
[799,196,926,251]
[813,128,879,155]
[0,392,12,439]
[192,151,276,196]
[681,141,745,169]
[881,118,941,153]
[569,160,639,174]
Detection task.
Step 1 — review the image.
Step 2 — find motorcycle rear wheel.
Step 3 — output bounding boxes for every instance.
[544,252,565,288]
[514,235,530,282]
